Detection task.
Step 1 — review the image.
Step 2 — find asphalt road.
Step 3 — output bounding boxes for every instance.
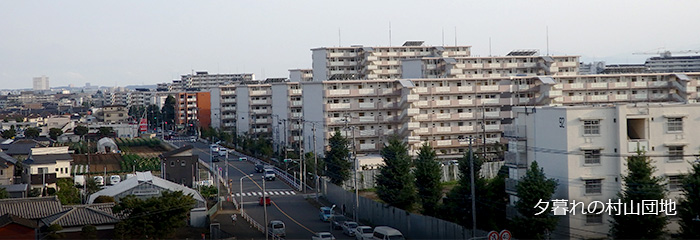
[170,138,355,240]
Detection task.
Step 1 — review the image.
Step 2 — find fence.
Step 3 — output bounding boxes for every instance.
[238,152,302,191]
[322,179,488,239]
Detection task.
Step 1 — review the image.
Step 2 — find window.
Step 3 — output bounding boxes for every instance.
[667,118,683,132]
[584,149,601,165]
[583,120,600,135]
[170,161,175,167]
[668,175,683,191]
[586,213,603,224]
[585,179,602,194]
[181,161,186,167]
[669,146,684,161]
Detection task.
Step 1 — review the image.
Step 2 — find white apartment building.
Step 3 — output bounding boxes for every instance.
[168,71,254,91]
[504,103,699,239]
[33,76,50,91]
[289,69,313,82]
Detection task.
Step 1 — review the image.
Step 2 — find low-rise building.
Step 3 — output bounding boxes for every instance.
[21,147,72,190]
[160,145,199,188]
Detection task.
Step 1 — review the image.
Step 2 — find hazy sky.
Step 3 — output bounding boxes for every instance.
[2,0,699,90]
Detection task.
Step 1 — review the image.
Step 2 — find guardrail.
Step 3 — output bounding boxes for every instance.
[231,193,239,209]
[235,153,303,192]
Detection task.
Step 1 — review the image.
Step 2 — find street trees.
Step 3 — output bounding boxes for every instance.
[24,127,40,138]
[610,151,667,239]
[324,131,351,185]
[679,161,700,238]
[512,161,558,239]
[49,128,63,140]
[414,143,442,216]
[113,191,196,239]
[376,136,416,211]
[0,188,8,199]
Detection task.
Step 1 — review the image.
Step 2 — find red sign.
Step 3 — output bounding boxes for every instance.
[499,230,512,240]
[139,118,148,133]
[487,231,499,240]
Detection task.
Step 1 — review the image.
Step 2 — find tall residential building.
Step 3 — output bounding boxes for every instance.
[32,76,49,91]
[166,71,255,91]
[646,53,700,73]
[175,92,211,130]
[504,103,699,239]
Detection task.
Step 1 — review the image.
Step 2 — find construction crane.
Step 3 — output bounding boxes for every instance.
[633,48,700,58]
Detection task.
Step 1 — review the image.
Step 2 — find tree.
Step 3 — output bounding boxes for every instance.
[161,95,176,130]
[414,143,442,216]
[610,151,667,239]
[45,224,64,239]
[98,127,114,137]
[28,188,41,197]
[113,191,196,239]
[81,225,97,239]
[24,127,40,138]
[324,131,351,185]
[512,161,558,239]
[1,127,16,139]
[679,161,700,238]
[441,149,488,229]
[85,178,101,195]
[49,128,63,140]
[147,104,162,127]
[74,125,89,138]
[482,165,510,231]
[0,188,8,199]
[93,195,115,203]
[376,136,416,211]
[56,179,81,205]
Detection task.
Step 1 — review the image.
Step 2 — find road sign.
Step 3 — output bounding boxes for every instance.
[487,231,499,240]
[139,118,148,133]
[499,230,512,240]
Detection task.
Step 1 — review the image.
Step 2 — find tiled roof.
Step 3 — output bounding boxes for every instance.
[41,203,119,227]
[0,152,18,166]
[0,213,38,229]
[161,145,193,158]
[0,196,63,219]
[24,153,72,165]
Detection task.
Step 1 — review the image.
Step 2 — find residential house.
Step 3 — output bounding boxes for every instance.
[0,184,29,198]
[1,139,47,160]
[0,214,38,240]
[0,152,17,185]
[22,147,72,190]
[160,145,198,188]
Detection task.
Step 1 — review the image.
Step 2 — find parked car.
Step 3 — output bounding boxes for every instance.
[372,226,404,240]
[239,157,248,162]
[354,226,373,240]
[210,144,219,152]
[255,163,265,173]
[319,207,332,221]
[269,220,285,237]
[259,196,271,206]
[331,215,346,230]
[342,221,359,236]
[312,232,336,240]
[93,176,104,186]
[74,175,86,187]
[264,169,276,181]
[109,175,121,185]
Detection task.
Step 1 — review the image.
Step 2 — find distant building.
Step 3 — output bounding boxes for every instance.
[99,105,128,123]
[646,52,700,73]
[0,152,18,185]
[160,71,255,91]
[32,76,49,91]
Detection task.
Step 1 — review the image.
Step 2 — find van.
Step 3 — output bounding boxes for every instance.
[269,220,285,237]
[109,175,121,185]
[372,226,404,240]
[74,175,86,187]
[93,176,105,186]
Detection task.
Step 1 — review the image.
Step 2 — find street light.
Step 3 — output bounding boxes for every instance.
[329,204,336,233]
[239,174,253,211]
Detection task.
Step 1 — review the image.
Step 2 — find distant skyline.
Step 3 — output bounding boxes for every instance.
[2,0,699,90]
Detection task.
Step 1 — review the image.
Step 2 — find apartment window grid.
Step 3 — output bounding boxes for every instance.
[668,175,683,191]
[667,118,683,132]
[668,146,684,161]
[585,179,602,195]
[583,120,600,135]
[584,149,601,165]
[585,212,604,225]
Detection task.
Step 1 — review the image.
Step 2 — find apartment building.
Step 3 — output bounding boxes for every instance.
[504,103,700,239]
[289,69,313,82]
[32,76,49,91]
[175,92,211,130]
[646,53,700,73]
[100,105,128,123]
[311,41,470,81]
[168,71,254,91]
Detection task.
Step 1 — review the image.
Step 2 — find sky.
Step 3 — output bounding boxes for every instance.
[1,0,700,90]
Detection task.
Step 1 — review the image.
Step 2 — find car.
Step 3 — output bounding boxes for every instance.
[371,226,404,240]
[93,176,104,186]
[255,163,265,173]
[312,232,336,240]
[189,136,197,142]
[264,169,275,181]
[259,196,271,206]
[74,175,86,187]
[239,157,248,162]
[342,221,359,236]
[354,226,373,240]
[269,220,285,237]
[331,215,346,230]
[210,144,219,152]
[319,207,332,221]
[109,175,121,185]
[218,148,228,157]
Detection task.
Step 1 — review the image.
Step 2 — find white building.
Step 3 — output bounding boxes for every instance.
[21,146,72,190]
[504,103,699,239]
[33,76,49,91]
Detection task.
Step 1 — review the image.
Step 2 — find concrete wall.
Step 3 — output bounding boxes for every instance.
[312,49,327,82]
[236,85,250,135]
[271,83,289,152]
[301,82,325,156]
[401,59,424,79]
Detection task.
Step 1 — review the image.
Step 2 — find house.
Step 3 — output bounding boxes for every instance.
[0,214,38,240]
[0,152,18,185]
[22,147,72,190]
[87,171,207,227]
[0,184,29,198]
[160,145,199,187]
[1,139,47,160]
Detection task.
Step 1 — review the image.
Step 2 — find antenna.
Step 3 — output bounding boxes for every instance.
[338,28,341,47]
[488,37,492,56]
[389,21,392,46]
[442,27,444,46]
[454,26,457,46]
[546,26,550,56]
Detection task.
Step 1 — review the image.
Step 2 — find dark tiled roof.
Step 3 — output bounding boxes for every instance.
[3,139,46,156]
[0,196,63,219]
[24,153,72,165]
[0,213,38,229]
[0,152,18,166]
[161,145,193,158]
[0,184,28,193]
[41,203,119,227]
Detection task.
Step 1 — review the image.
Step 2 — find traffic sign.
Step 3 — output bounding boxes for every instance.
[499,230,512,240]
[487,231,499,240]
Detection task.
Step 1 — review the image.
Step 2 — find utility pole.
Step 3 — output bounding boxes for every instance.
[312,123,319,200]
[469,137,476,239]
[297,120,304,192]
[352,125,358,223]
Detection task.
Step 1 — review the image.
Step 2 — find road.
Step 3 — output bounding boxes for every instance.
[169,138,355,240]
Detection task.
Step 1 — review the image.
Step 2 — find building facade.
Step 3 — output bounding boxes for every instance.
[32,76,49,91]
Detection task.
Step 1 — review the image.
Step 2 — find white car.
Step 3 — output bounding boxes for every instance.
[109,175,121,185]
[342,221,359,236]
[210,144,219,152]
[312,232,335,240]
[93,176,104,186]
[354,226,373,240]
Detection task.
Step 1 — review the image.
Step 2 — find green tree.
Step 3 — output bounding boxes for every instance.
[85,178,100,195]
[45,224,64,239]
[49,128,63,140]
[0,187,8,199]
[74,125,89,138]
[441,149,488,228]
[28,188,41,197]
[147,104,161,127]
[93,195,115,203]
[81,225,97,239]
[482,165,510,231]
[414,143,442,216]
[56,179,81,205]
[161,95,176,130]
[1,127,16,139]
[24,127,40,138]
[113,191,196,239]
[98,127,114,137]
[512,161,558,239]
[376,136,416,211]
[324,131,351,185]
[679,161,700,238]
[610,151,667,239]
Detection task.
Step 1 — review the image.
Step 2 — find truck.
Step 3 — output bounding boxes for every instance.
[74,175,86,187]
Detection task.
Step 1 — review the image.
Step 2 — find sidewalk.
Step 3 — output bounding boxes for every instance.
[212,201,265,240]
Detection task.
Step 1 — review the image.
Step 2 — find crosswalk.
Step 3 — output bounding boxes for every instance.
[235,190,297,197]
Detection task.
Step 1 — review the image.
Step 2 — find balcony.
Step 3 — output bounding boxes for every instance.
[458,99,473,105]
[328,103,350,109]
[251,99,269,105]
[250,90,270,96]
[358,89,375,95]
[360,143,376,150]
[30,173,57,185]
[505,178,519,193]
[434,87,450,93]
[504,152,527,168]
[360,129,376,136]
[328,89,350,96]
[436,140,452,146]
[359,116,375,122]
[503,125,526,139]
[435,100,451,106]
[221,98,236,103]
[628,140,649,153]
[291,101,303,107]
[484,125,500,131]
[414,101,428,107]
[359,102,375,109]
